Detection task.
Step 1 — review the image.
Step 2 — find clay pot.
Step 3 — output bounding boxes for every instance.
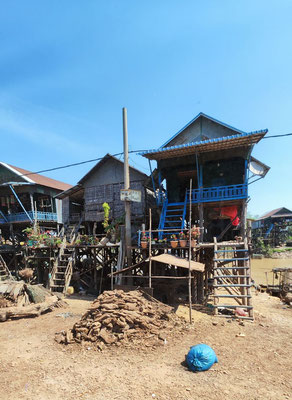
[170,240,178,248]
[179,239,187,248]
[141,241,148,249]
[190,239,197,247]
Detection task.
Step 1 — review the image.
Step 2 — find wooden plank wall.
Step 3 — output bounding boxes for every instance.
[84,180,146,222]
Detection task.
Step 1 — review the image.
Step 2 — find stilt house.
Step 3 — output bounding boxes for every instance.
[0,162,71,238]
[57,153,155,234]
[141,112,269,242]
[252,207,292,246]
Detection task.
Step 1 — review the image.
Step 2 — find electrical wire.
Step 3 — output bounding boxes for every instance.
[12,149,148,179]
[262,133,292,139]
[5,131,292,180]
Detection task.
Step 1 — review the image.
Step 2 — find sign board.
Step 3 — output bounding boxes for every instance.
[120,189,142,202]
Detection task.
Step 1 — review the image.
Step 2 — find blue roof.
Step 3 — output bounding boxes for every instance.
[140,129,268,159]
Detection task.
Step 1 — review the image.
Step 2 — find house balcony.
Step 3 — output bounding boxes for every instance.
[0,211,58,224]
[187,183,248,204]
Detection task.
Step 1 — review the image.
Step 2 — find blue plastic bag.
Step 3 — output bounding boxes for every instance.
[186,344,218,372]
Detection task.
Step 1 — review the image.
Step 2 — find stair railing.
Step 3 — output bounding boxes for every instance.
[63,254,74,294]
[158,199,168,240]
[50,237,67,288]
[0,254,12,280]
[70,213,83,244]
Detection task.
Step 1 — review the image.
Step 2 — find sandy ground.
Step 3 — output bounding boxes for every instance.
[0,292,291,400]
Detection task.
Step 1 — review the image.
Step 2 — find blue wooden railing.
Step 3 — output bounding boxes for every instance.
[187,183,248,203]
[0,211,58,224]
[156,190,168,207]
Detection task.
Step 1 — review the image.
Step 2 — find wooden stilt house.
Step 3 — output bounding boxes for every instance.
[141,112,268,242]
[0,162,71,240]
[138,112,269,318]
[56,153,155,236]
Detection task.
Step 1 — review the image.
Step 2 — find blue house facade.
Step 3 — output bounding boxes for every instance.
[141,113,268,241]
[0,162,71,238]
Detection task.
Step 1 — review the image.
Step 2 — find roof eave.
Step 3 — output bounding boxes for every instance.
[141,130,268,160]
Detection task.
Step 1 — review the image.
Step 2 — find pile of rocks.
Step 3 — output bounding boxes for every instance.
[56,289,186,348]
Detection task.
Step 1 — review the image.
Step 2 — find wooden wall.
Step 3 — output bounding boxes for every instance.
[164,115,243,148]
[84,180,146,222]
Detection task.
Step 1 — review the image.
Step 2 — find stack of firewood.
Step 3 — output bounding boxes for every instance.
[56,289,186,348]
[0,280,62,322]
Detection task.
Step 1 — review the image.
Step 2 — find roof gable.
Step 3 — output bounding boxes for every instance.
[162,112,266,148]
[0,162,72,191]
[259,207,292,220]
[78,153,147,185]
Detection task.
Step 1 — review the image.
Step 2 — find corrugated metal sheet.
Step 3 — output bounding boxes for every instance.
[257,207,292,220]
[150,254,204,272]
[2,163,72,191]
[140,130,268,160]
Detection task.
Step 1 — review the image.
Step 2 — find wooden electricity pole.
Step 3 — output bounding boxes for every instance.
[188,178,193,324]
[123,108,132,266]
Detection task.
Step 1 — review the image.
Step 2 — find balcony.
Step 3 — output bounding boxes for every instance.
[187,183,248,203]
[0,211,58,224]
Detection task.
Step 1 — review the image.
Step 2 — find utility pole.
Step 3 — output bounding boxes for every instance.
[123,107,132,266]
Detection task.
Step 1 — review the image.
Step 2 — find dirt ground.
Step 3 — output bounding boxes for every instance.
[0,291,291,400]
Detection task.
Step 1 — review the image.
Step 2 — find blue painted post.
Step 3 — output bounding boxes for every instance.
[138,230,141,247]
[148,159,158,205]
[158,169,162,205]
[9,185,33,223]
[0,210,8,222]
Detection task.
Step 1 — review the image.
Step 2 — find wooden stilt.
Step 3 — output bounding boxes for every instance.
[149,208,152,289]
[199,204,204,243]
[213,237,218,315]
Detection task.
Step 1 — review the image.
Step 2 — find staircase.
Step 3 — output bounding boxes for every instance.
[61,214,83,244]
[50,241,74,293]
[212,238,253,319]
[158,199,186,239]
[265,223,274,238]
[0,254,12,281]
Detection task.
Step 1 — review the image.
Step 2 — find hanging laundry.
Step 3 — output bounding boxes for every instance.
[220,206,240,226]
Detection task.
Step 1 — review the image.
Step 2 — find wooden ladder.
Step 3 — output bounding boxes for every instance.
[50,241,74,293]
[0,254,12,281]
[213,238,253,319]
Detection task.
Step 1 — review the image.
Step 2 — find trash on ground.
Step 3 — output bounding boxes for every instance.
[186,343,218,372]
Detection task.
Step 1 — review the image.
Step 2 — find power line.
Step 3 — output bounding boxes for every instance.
[6,131,292,180]
[263,133,292,139]
[13,149,148,179]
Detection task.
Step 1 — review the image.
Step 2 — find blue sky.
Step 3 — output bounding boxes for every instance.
[0,1,291,216]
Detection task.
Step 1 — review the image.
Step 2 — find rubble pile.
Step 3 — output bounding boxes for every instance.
[56,289,186,348]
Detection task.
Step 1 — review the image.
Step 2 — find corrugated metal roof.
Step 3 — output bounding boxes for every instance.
[257,207,292,220]
[150,253,205,272]
[0,162,72,191]
[140,130,268,160]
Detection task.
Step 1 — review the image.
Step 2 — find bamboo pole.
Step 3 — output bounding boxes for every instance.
[110,260,114,290]
[122,275,194,280]
[188,179,192,324]
[149,208,152,288]
[213,237,218,315]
